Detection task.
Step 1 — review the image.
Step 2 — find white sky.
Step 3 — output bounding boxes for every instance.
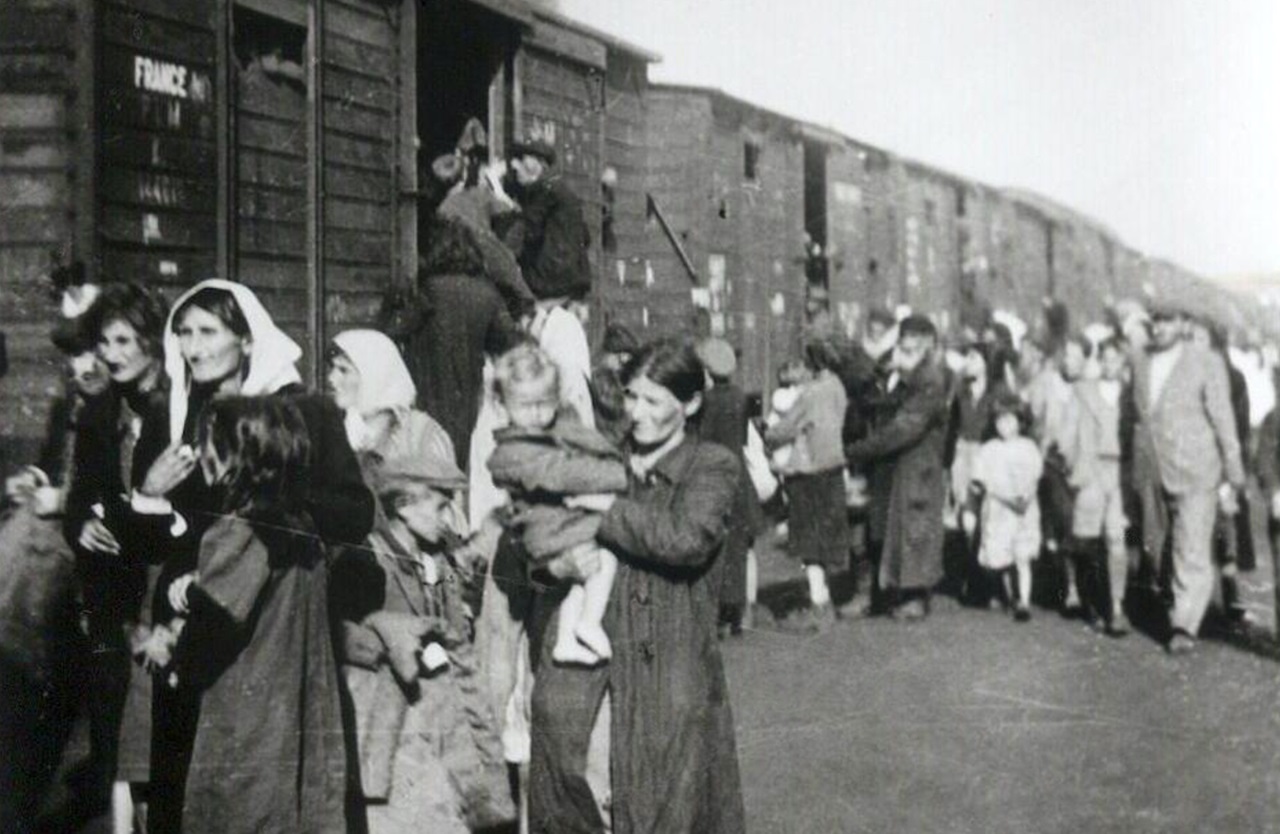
[559,0,1280,278]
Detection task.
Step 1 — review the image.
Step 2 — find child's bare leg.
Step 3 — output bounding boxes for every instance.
[552,584,600,665]
[574,548,617,660]
[1017,558,1033,608]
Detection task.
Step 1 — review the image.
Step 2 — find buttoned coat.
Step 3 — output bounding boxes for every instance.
[847,360,950,590]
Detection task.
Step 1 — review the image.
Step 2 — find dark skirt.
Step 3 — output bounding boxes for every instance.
[719,464,765,609]
[785,467,852,570]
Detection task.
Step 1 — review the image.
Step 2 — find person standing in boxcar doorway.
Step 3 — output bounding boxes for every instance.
[846,315,950,620]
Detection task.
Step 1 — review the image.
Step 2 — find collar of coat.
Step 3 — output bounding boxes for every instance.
[632,433,698,485]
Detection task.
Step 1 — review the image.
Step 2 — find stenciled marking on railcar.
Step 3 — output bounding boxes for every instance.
[135,171,189,208]
[134,55,189,99]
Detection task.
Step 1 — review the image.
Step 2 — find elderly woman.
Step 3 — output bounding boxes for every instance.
[529,337,745,834]
[127,279,373,831]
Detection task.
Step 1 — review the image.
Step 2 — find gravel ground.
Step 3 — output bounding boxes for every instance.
[726,524,1280,834]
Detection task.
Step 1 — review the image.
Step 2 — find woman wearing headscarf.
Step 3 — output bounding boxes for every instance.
[326,328,456,485]
[127,278,373,832]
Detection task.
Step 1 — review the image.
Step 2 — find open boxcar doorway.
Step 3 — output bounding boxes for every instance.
[418,1,522,173]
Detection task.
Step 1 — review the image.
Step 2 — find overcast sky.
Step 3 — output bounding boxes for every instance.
[560,0,1280,278]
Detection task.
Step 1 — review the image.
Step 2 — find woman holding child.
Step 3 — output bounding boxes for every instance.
[528,338,745,834]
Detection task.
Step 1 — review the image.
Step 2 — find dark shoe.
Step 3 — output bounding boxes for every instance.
[1166,631,1196,655]
[1013,605,1031,623]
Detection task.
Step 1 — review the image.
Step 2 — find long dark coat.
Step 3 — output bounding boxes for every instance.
[698,383,764,610]
[402,272,522,469]
[847,361,950,590]
[507,176,592,300]
[597,436,746,834]
[175,511,346,834]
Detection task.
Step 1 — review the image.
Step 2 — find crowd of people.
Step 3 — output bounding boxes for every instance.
[0,121,1276,834]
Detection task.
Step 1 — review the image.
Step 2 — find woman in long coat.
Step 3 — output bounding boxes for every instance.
[529,337,745,834]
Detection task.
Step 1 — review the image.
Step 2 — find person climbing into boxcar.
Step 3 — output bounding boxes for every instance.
[527,337,745,834]
[433,119,537,320]
[504,137,592,305]
[767,339,851,633]
[393,217,525,471]
[163,396,347,834]
[695,337,766,636]
[0,305,111,833]
[846,315,950,620]
[60,281,170,833]
[125,279,373,832]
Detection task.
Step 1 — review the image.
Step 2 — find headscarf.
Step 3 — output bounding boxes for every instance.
[166,279,303,443]
[330,329,417,451]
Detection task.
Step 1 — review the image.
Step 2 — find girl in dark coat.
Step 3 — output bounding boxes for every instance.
[167,396,346,834]
[529,338,745,834]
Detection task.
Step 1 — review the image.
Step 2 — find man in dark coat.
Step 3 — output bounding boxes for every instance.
[846,315,950,619]
[505,138,593,301]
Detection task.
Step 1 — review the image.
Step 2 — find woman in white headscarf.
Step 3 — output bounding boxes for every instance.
[326,328,456,486]
[127,279,373,831]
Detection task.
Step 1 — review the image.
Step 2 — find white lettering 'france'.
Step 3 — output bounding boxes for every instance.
[133,55,189,99]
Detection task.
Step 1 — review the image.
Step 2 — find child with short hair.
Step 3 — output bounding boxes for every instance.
[766,359,810,473]
[487,344,629,666]
[970,394,1044,621]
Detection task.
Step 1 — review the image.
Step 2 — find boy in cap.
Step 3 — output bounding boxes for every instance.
[505,137,592,302]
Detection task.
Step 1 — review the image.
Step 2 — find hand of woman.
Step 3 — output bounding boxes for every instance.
[168,572,198,614]
[140,444,198,498]
[564,493,617,513]
[79,519,121,555]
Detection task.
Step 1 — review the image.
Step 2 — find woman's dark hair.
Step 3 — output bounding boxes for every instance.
[172,287,250,338]
[197,396,310,516]
[985,393,1032,439]
[963,340,1009,386]
[419,217,486,279]
[83,281,168,358]
[622,337,706,405]
[804,339,843,373]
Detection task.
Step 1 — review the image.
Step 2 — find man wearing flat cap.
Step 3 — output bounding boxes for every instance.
[505,137,592,302]
[1130,302,1245,654]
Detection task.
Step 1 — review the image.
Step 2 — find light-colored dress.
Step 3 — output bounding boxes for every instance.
[973,436,1043,570]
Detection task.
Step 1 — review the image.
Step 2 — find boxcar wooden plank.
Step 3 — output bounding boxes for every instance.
[237,112,307,158]
[324,291,383,325]
[0,8,72,53]
[0,171,68,208]
[100,167,216,213]
[323,2,394,49]
[323,229,390,265]
[0,94,63,129]
[100,205,216,248]
[0,54,73,93]
[99,127,216,174]
[236,184,307,223]
[321,99,392,141]
[236,217,306,257]
[324,133,391,171]
[236,76,307,122]
[325,197,391,232]
[97,248,216,285]
[235,255,308,291]
[237,149,307,190]
[323,67,394,113]
[0,208,67,243]
[324,165,390,202]
[324,261,390,293]
[100,6,215,64]
[102,0,213,29]
[323,33,395,78]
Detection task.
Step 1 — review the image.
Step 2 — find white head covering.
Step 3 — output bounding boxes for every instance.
[330,329,417,450]
[165,279,303,443]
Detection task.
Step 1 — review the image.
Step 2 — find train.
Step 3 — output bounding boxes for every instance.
[0,0,1267,470]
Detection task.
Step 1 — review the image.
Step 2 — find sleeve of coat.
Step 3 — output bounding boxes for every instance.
[846,384,944,464]
[488,441,629,495]
[1202,354,1246,487]
[598,446,737,570]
